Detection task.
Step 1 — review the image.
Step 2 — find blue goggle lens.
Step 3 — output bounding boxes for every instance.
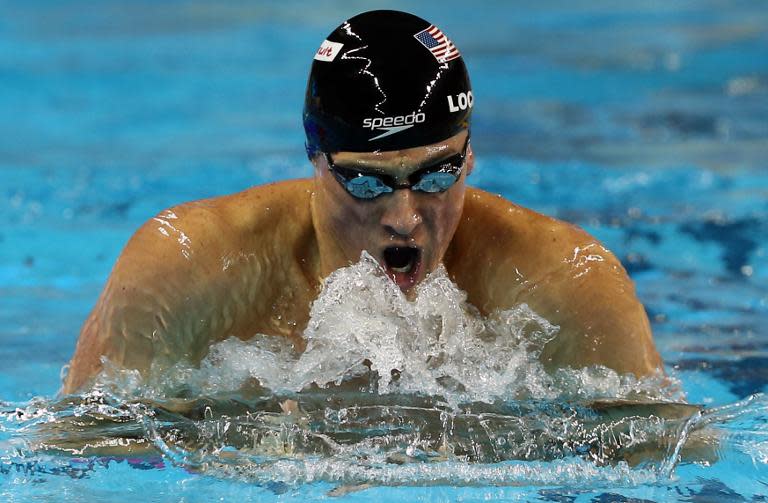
[345,176,394,199]
[411,171,459,193]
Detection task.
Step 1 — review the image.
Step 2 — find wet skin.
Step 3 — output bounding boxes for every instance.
[63,131,662,393]
[312,132,470,295]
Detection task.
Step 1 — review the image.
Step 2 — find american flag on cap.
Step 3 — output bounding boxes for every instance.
[413,25,460,63]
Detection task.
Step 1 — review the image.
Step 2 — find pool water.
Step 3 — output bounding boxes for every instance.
[2,0,768,501]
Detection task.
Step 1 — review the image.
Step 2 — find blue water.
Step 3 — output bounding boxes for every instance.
[2,0,768,501]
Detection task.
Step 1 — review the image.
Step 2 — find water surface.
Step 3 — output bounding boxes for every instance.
[2,0,767,501]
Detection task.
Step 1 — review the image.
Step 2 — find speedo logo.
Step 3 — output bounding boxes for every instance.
[363,112,426,141]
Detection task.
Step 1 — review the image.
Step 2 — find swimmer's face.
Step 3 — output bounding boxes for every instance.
[311,131,473,295]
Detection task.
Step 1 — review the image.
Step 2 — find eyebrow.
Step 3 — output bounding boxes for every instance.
[408,152,464,179]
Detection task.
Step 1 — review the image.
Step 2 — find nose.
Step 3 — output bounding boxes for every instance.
[380,189,422,237]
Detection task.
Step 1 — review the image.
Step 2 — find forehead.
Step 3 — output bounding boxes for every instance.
[331,131,468,176]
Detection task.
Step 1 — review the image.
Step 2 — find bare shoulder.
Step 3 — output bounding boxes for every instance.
[446,187,662,377]
[64,179,317,393]
[448,187,603,305]
[106,178,315,286]
[210,178,316,235]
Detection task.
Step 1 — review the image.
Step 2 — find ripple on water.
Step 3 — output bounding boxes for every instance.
[2,255,767,490]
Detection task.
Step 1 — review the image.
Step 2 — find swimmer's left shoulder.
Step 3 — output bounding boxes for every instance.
[459,187,591,247]
[450,187,609,287]
[451,187,662,377]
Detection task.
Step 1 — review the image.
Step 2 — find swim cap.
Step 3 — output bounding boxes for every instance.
[303,10,472,154]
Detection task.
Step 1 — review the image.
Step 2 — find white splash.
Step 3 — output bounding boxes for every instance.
[117,252,673,404]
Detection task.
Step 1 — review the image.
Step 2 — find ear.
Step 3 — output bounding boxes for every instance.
[309,151,325,177]
[465,141,475,176]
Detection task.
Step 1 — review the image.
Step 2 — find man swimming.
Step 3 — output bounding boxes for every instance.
[63,10,662,393]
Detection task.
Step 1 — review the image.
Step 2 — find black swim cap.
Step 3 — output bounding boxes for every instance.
[303,10,472,154]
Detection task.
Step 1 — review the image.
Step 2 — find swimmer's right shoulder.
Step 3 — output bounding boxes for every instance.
[64,179,317,393]
[129,178,315,256]
[206,178,315,240]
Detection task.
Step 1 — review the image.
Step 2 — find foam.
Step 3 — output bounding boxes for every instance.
[102,252,675,404]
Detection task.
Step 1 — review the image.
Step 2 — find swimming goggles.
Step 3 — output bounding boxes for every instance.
[325,137,469,200]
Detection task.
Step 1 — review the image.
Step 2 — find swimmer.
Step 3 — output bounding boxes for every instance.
[63,10,662,394]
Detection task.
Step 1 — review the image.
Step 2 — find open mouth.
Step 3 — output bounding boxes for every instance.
[382,246,422,290]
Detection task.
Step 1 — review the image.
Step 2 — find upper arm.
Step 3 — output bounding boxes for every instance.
[63,203,231,393]
[449,189,662,378]
[63,180,317,394]
[533,240,662,377]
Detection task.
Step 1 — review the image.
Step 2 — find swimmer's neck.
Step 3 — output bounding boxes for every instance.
[309,188,359,279]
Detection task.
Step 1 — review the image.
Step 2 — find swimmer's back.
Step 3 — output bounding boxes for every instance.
[447,187,662,377]
[63,179,320,393]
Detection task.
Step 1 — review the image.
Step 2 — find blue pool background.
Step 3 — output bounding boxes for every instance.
[1,0,767,500]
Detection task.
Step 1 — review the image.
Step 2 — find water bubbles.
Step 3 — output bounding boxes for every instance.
[92,253,677,405]
[4,255,724,488]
